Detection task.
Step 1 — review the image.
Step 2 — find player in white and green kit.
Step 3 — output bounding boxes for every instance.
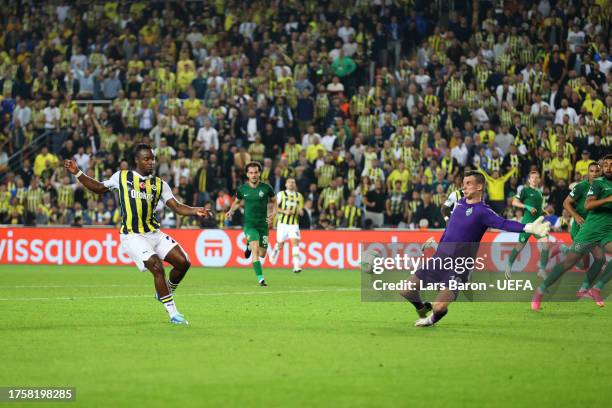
[506,171,550,278]
[226,162,277,286]
[532,155,612,310]
[563,162,605,297]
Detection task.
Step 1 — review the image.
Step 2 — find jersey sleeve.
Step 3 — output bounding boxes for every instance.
[515,185,525,201]
[569,182,584,199]
[160,181,175,204]
[276,191,283,205]
[586,181,602,198]
[102,171,121,190]
[481,206,525,233]
[267,183,275,199]
[236,186,244,200]
[154,200,165,213]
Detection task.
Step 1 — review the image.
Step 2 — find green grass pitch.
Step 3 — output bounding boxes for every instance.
[1,265,611,407]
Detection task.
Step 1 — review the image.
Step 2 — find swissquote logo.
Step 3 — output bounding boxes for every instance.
[195,230,231,267]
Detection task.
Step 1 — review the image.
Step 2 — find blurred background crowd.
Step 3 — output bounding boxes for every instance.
[0,0,610,231]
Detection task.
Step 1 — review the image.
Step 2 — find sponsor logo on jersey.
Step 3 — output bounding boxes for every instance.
[130,190,154,201]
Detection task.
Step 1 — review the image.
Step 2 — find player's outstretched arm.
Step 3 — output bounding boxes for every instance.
[166,198,211,218]
[267,196,277,225]
[225,197,241,220]
[584,195,612,211]
[501,167,518,182]
[482,208,550,236]
[475,165,492,182]
[64,159,109,195]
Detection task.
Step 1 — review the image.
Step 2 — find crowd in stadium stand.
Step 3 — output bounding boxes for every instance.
[0,0,610,231]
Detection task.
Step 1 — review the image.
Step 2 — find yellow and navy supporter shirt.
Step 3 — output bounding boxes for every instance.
[103,170,175,234]
[276,190,304,225]
[342,205,362,228]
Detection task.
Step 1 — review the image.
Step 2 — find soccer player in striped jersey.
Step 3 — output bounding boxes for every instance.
[270,177,304,273]
[440,189,464,221]
[64,144,211,325]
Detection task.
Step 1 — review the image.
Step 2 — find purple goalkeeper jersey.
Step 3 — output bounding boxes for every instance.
[441,198,525,243]
[416,198,527,285]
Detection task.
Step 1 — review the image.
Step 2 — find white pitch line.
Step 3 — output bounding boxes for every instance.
[0,288,359,302]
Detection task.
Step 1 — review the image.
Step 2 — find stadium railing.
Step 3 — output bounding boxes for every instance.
[1,129,55,183]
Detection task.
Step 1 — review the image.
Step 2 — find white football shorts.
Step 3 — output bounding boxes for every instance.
[276,223,301,243]
[120,230,187,271]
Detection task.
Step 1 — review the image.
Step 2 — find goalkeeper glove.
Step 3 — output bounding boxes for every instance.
[421,236,438,252]
[523,216,551,236]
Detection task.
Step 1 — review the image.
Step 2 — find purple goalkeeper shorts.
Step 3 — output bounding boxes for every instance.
[415,267,469,290]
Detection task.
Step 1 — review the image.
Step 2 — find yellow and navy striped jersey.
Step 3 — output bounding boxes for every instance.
[357,114,377,138]
[508,154,521,170]
[487,156,503,172]
[284,143,302,165]
[15,187,27,205]
[0,191,10,213]
[25,188,44,212]
[276,190,304,225]
[446,78,465,101]
[515,82,530,106]
[424,94,439,110]
[317,164,336,188]
[342,205,361,228]
[346,168,357,191]
[388,192,404,214]
[103,170,171,234]
[500,109,514,128]
[56,184,76,208]
[320,187,343,210]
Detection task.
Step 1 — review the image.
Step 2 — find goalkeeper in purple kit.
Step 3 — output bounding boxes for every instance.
[400,171,551,327]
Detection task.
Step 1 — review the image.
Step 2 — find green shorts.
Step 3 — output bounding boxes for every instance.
[569,222,581,240]
[244,225,269,249]
[570,224,608,254]
[518,231,546,243]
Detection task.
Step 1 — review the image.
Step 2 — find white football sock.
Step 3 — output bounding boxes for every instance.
[292,246,300,270]
[159,294,179,317]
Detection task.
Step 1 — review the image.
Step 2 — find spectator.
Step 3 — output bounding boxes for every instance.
[477,167,518,214]
[197,120,219,152]
[0,0,610,231]
[363,180,386,228]
[550,149,573,183]
[413,191,445,229]
[33,147,58,177]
